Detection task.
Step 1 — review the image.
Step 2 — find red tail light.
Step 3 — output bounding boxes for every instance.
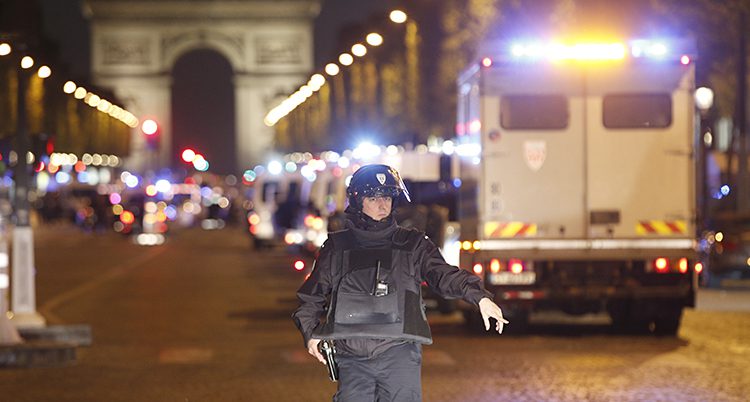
[695,262,704,274]
[654,257,669,273]
[472,263,483,275]
[293,260,305,271]
[509,259,524,274]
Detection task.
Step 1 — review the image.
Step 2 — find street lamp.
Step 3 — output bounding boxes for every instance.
[695,87,714,112]
[366,33,383,47]
[695,86,715,233]
[389,10,407,24]
[338,53,354,66]
[37,65,51,78]
[9,43,48,328]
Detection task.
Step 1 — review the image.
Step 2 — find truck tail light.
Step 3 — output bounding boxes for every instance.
[653,257,669,273]
[472,263,484,275]
[490,258,502,273]
[509,259,524,274]
[678,258,689,273]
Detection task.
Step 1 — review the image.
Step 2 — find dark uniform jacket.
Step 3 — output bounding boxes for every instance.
[292,217,491,357]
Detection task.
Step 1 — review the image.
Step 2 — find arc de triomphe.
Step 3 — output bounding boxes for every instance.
[85,0,320,173]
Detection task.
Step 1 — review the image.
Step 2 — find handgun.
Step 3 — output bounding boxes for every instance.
[318,339,338,382]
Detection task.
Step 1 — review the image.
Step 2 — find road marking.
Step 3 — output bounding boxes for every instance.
[282,349,312,364]
[39,246,167,324]
[159,347,214,364]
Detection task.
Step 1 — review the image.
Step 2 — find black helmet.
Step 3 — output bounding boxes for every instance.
[347,164,411,207]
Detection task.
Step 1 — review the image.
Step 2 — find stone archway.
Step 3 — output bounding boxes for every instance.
[171,48,236,174]
[86,0,321,173]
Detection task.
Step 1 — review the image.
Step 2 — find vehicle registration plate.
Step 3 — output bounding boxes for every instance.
[488,271,536,285]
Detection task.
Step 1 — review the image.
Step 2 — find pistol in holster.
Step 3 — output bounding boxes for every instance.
[318,339,338,382]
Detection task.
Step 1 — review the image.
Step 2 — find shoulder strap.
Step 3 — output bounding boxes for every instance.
[392,227,423,251]
[327,229,357,250]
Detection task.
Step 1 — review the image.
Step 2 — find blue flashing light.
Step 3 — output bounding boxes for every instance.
[353,141,381,160]
[721,184,730,196]
[155,179,171,193]
[56,171,71,184]
[165,205,178,220]
[200,186,213,199]
[452,178,462,188]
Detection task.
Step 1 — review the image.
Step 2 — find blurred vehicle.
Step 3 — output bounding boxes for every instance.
[245,167,317,249]
[454,37,700,335]
[703,214,750,287]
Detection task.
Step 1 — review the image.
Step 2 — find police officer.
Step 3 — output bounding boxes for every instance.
[292,164,508,401]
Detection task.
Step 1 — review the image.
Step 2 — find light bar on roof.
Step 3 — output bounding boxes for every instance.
[507,39,687,62]
[630,40,668,58]
[511,41,626,61]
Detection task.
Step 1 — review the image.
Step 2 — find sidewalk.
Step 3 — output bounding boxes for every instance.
[696,288,750,312]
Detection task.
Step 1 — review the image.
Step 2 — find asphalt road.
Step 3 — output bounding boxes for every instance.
[1,224,749,401]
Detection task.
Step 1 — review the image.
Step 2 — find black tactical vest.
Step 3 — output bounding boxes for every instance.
[312,227,433,344]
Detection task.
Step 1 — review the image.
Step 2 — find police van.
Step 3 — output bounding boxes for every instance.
[455,38,700,334]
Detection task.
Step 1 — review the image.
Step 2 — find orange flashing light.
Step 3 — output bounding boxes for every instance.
[490,259,501,273]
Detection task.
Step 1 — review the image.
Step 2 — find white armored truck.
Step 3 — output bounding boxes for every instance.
[455,38,700,334]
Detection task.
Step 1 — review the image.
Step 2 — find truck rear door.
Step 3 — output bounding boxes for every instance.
[584,62,695,238]
[481,65,587,239]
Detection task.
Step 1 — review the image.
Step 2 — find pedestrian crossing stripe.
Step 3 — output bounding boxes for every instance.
[636,220,687,235]
[484,222,537,238]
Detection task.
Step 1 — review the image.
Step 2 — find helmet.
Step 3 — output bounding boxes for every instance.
[347,164,411,208]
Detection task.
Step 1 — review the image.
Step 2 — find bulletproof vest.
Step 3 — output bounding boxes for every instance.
[312,227,433,344]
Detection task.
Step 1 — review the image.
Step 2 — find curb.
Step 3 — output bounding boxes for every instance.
[0,341,76,368]
[0,325,92,368]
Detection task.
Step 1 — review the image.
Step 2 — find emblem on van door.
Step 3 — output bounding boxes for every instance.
[376,173,386,185]
[524,140,546,171]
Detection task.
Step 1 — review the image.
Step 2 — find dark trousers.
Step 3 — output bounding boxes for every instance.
[334,342,422,402]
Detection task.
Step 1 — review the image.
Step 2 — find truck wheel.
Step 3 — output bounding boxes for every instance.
[653,306,682,336]
[607,300,649,335]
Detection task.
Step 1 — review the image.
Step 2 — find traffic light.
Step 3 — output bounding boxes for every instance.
[141,119,160,149]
